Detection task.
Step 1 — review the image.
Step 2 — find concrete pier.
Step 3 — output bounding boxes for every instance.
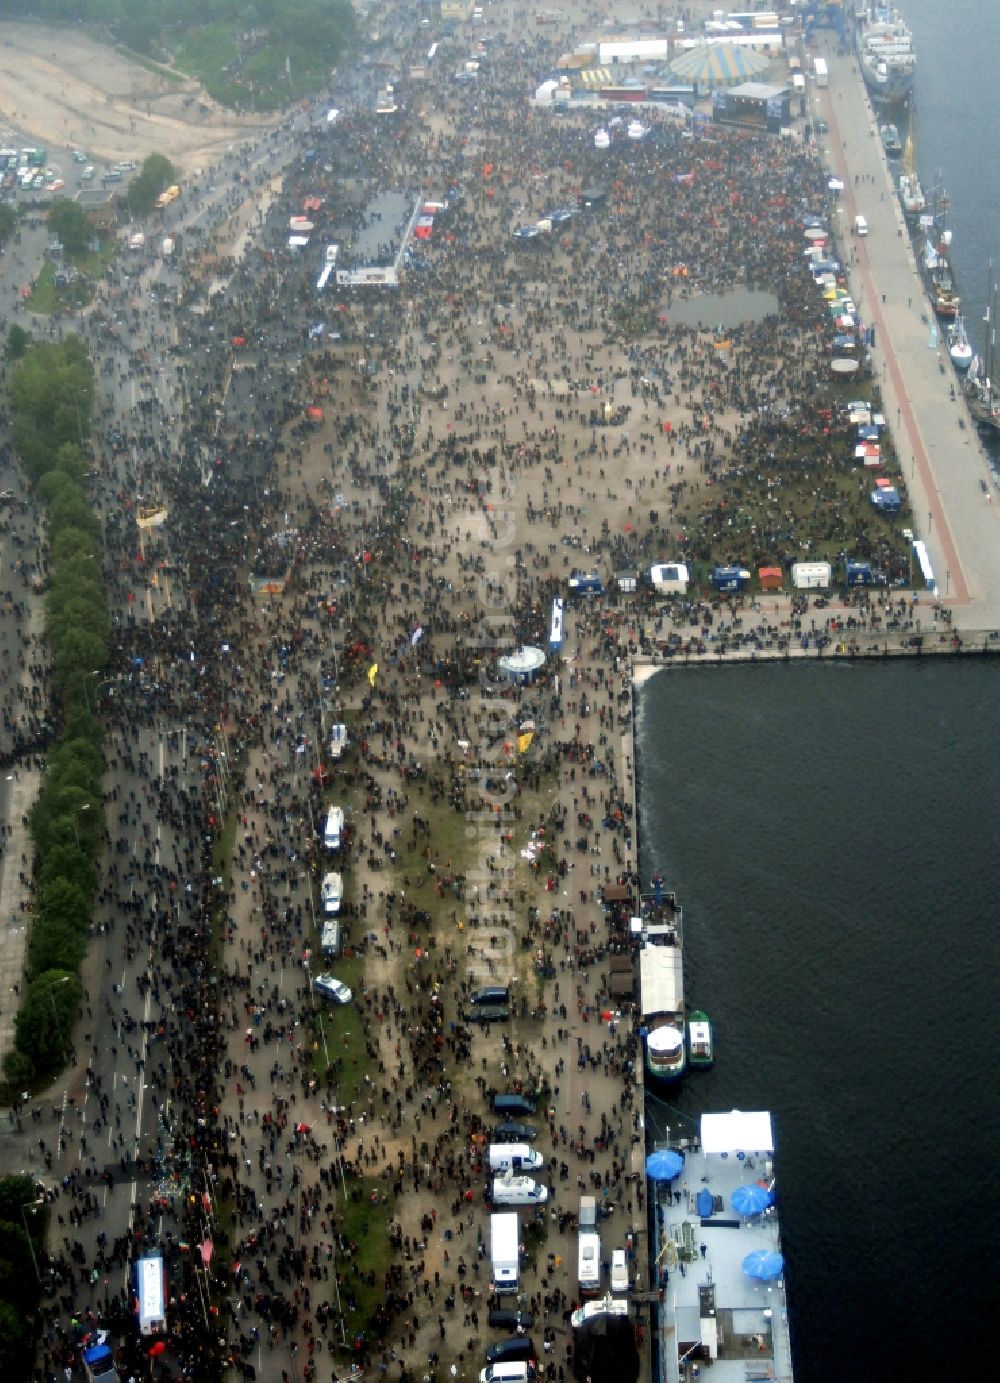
[810,34,1000,625]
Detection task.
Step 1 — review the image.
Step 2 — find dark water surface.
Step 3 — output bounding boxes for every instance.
[637,660,1000,1379]
[657,288,780,330]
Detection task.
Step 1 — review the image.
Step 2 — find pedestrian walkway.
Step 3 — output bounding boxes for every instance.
[816,42,1000,625]
[0,766,42,1067]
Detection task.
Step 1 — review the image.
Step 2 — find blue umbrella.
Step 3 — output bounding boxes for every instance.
[696,1188,714,1218]
[742,1249,784,1281]
[731,1183,771,1216]
[646,1148,685,1181]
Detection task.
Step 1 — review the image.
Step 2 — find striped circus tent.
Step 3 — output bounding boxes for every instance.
[668,42,771,87]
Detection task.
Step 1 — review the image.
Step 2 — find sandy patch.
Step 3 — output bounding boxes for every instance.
[0,20,273,177]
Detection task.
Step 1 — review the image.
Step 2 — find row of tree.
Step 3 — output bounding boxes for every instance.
[3,335,104,1091]
[0,1175,47,1372]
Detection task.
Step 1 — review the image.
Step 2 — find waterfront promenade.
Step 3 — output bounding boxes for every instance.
[811,33,1000,627]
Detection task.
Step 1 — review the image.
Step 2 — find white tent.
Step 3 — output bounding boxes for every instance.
[700,1109,774,1156]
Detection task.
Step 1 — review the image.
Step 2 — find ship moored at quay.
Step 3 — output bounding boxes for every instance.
[650,1110,793,1383]
[853,1,916,107]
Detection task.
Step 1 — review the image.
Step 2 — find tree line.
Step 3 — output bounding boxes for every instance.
[3,334,104,1093]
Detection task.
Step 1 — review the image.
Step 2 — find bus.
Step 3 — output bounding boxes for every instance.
[135,1254,167,1335]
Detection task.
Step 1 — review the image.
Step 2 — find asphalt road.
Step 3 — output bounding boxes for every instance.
[0,63,376,1376]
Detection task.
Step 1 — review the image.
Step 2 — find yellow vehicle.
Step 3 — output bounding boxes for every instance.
[155,183,180,209]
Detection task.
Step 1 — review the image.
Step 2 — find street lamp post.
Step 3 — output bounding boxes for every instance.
[19,1200,46,1283]
[71,801,91,849]
[48,975,71,1061]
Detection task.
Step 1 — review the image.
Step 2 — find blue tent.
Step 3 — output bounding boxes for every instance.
[731,1182,771,1216]
[845,559,871,586]
[742,1249,784,1281]
[646,1148,685,1181]
[711,565,750,592]
[871,487,901,513]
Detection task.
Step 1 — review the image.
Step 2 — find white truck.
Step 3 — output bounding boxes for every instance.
[814,56,828,88]
[490,1211,519,1293]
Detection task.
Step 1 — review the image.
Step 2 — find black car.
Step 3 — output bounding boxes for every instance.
[487,1309,534,1331]
[466,1005,510,1023]
[471,985,511,1006]
[485,1338,537,1365]
[492,1121,538,1143]
[492,1092,537,1116]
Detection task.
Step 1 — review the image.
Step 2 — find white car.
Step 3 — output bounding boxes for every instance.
[313,973,352,1004]
[610,1248,629,1293]
[321,870,342,914]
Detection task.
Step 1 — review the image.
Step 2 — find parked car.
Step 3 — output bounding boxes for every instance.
[485,1338,538,1365]
[466,1005,510,1023]
[471,985,510,1006]
[486,1308,534,1332]
[312,974,352,1005]
[610,1248,629,1293]
[492,1092,536,1116]
[492,1121,538,1143]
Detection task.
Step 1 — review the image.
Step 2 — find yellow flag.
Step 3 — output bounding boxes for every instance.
[368,663,379,687]
[517,732,533,753]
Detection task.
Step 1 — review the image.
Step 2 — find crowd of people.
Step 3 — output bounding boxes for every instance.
[0,4,937,1383]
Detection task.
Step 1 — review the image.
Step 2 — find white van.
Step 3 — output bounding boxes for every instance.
[492,1175,548,1206]
[610,1247,629,1293]
[488,1144,545,1173]
[480,1365,533,1383]
[578,1231,601,1292]
[854,214,868,237]
[323,805,344,850]
[321,871,342,914]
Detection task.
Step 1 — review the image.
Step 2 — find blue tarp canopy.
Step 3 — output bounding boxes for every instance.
[646,1148,685,1181]
[731,1182,772,1216]
[743,1249,784,1280]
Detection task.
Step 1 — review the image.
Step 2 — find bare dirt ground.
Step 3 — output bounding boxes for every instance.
[0,21,273,176]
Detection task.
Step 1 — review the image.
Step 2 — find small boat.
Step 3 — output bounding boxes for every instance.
[948,316,973,371]
[923,229,960,320]
[687,1011,714,1068]
[880,123,903,158]
[645,1022,686,1083]
[898,172,926,221]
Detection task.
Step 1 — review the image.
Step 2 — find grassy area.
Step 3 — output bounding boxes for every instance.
[388,784,476,919]
[114,46,188,83]
[336,1177,396,1340]
[308,949,370,1103]
[171,22,241,89]
[27,242,117,315]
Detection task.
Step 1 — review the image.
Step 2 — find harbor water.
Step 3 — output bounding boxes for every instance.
[637,659,1000,1379]
[905,0,1000,358]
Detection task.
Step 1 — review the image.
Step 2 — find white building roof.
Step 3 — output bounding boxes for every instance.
[700,1109,774,1156]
